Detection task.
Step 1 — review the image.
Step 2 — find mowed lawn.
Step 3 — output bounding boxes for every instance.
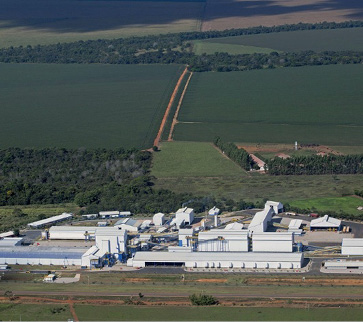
[174,65,363,146]
[0,64,182,149]
[75,305,363,321]
[194,27,363,54]
[152,141,246,177]
[289,196,363,215]
[0,0,204,48]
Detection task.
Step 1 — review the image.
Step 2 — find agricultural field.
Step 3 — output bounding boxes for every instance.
[0,64,183,149]
[0,0,205,48]
[0,203,78,232]
[173,64,363,146]
[289,196,363,215]
[201,0,363,31]
[152,141,246,177]
[193,27,363,54]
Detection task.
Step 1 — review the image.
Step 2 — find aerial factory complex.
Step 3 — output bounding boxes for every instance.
[1,201,362,274]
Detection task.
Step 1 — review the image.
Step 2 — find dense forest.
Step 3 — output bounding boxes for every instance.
[1,21,363,72]
[213,137,254,171]
[0,148,257,216]
[266,154,363,175]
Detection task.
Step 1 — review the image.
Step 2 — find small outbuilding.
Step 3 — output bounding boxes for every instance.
[153,213,165,226]
[175,207,194,225]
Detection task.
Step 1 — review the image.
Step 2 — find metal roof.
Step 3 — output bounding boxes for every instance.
[28,213,73,227]
[132,251,303,262]
[342,238,363,247]
[0,246,85,259]
[49,226,97,232]
[310,215,341,227]
[0,238,23,247]
[176,207,194,214]
[252,232,293,241]
[289,219,303,229]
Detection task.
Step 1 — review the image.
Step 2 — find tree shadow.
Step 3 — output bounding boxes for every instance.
[0,0,362,33]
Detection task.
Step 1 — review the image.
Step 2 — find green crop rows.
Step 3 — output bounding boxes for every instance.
[174,65,363,146]
[193,27,363,55]
[0,64,182,149]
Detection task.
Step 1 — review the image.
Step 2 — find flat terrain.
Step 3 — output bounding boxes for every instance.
[152,141,246,177]
[74,306,363,321]
[194,27,363,54]
[201,0,363,31]
[0,64,182,149]
[173,65,363,146]
[0,0,204,48]
[289,196,363,215]
[154,173,363,204]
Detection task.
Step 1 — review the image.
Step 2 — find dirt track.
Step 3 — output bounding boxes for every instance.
[168,71,193,141]
[153,67,188,148]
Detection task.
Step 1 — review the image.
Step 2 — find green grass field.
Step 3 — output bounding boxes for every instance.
[289,196,363,215]
[74,306,363,321]
[0,64,182,149]
[193,28,363,54]
[152,141,246,177]
[0,0,204,48]
[173,65,363,146]
[0,303,71,321]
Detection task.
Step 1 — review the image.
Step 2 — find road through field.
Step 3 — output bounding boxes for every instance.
[153,67,188,147]
[168,72,193,141]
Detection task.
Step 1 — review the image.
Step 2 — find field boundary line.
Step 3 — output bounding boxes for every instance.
[153,67,188,148]
[168,71,193,141]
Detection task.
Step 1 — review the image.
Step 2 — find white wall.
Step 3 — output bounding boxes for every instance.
[253,240,293,252]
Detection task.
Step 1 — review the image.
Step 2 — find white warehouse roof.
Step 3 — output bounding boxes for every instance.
[341,238,363,256]
[310,215,341,228]
[289,219,303,230]
[198,230,248,241]
[248,206,274,233]
[176,207,194,215]
[0,238,23,247]
[225,223,244,230]
[252,232,294,241]
[27,213,73,228]
[208,206,220,216]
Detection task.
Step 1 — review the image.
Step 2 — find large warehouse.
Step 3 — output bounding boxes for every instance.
[48,226,97,240]
[198,230,249,252]
[127,251,304,269]
[310,215,341,231]
[341,238,363,256]
[27,213,73,229]
[248,206,274,234]
[252,232,294,252]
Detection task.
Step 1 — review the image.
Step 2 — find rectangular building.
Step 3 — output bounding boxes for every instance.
[252,232,294,252]
[198,230,249,252]
[27,213,73,229]
[342,238,363,256]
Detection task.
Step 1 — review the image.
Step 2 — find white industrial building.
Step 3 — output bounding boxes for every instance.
[127,251,304,269]
[288,219,303,234]
[198,230,249,252]
[248,206,274,234]
[265,201,284,214]
[252,232,294,252]
[341,238,363,256]
[310,215,341,231]
[114,218,140,232]
[323,259,363,270]
[208,206,220,216]
[178,229,194,247]
[95,227,127,255]
[0,231,15,238]
[153,213,165,226]
[48,226,97,240]
[0,238,23,247]
[27,213,73,229]
[99,211,120,219]
[175,207,194,225]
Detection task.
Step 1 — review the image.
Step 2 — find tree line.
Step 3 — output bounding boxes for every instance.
[0,148,258,217]
[266,154,363,175]
[213,137,254,171]
[0,21,363,72]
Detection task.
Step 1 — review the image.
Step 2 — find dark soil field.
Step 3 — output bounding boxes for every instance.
[0,64,182,149]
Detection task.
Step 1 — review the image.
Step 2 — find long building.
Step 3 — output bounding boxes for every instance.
[27,213,73,229]
[248,206,274,234]
[127,251,304,269]
[48,226,97,240]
